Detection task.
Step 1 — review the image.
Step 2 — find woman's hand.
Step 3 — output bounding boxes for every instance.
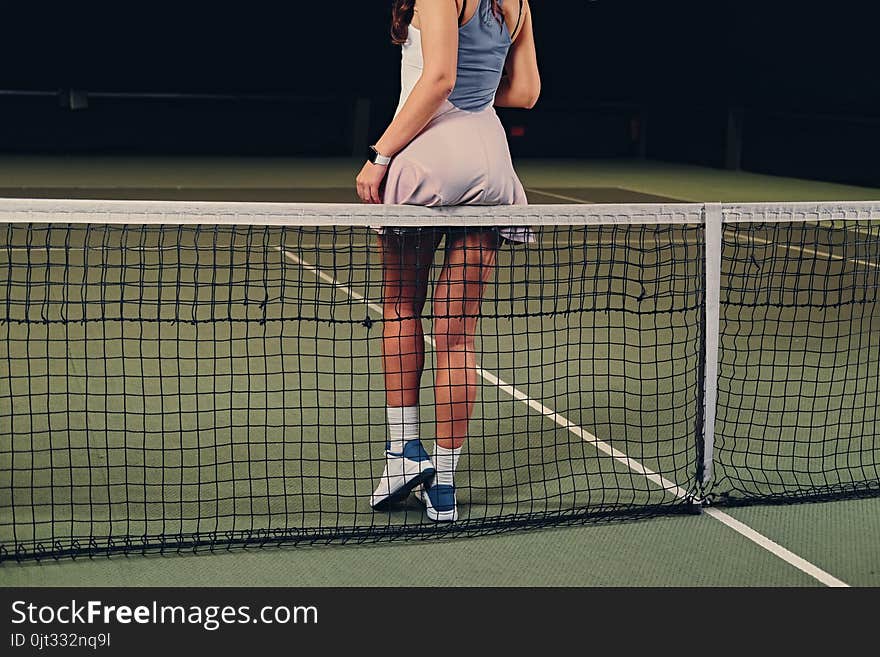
[356,161,388,204]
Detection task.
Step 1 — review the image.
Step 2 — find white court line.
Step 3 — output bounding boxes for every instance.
[703,509,847,587]
[525,188,598,204]
[728,229,880,270]
[528,187,877,270]
[277,244,850,588]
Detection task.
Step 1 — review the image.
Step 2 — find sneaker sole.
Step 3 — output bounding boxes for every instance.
[370,467,435,511]
[414,485,458,522]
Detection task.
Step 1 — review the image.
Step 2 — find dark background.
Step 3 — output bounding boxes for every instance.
[1,1,878,187]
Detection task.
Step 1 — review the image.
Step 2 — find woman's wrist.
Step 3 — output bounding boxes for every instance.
[367,145,393,166]
[372,141,394,160]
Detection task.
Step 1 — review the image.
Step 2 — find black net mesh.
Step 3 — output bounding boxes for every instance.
[711,219,880,504]
[0,219,703,560]
[1,201,877,561]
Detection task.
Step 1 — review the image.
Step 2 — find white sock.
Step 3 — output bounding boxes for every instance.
[386,406,419,455]
[433,444,462,487]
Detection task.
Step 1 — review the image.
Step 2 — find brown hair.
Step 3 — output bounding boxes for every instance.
[391,0,503,45]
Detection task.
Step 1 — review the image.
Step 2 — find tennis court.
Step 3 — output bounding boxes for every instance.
[1,156,878,586]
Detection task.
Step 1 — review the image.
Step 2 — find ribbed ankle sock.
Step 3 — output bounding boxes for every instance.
[433,444,462,486]
[386,406,419,455]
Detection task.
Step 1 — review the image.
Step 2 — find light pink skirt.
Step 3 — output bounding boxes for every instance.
[380,100,534,244]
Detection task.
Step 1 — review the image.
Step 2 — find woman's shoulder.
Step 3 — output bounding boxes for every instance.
[410,0,526,35]
[500,0,527,39]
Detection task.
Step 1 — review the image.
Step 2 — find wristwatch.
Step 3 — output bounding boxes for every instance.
[367,145,392,166]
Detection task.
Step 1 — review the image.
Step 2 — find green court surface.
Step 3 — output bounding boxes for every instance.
[1,498,877,587]
[1,155,880,202]
[0,222,700,550]
[1,156,878,587]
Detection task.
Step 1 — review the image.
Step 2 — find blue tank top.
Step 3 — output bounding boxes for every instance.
[448,0,514,111]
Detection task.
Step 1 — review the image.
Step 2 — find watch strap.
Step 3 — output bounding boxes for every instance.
[369,146,392,166]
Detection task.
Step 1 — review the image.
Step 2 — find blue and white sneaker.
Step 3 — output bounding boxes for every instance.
[370,440,435,511]
[414,481,458,522]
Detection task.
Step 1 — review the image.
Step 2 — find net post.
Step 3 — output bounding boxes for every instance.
[700,202,723,493]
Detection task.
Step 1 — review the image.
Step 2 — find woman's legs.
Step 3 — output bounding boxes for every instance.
[372,227,499,517]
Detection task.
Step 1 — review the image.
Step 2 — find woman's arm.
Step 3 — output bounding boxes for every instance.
[374,0,459,158]
[495,0,540,109]
[357,0,459,204]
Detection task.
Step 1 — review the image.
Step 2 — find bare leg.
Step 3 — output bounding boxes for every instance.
[432,230,499,450]
[379,229,442,407]
[370,231,442,510]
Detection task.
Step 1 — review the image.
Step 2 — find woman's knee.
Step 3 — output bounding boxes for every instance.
[457,247,497,275]
[383,298,423,323]
[432,318,475,353]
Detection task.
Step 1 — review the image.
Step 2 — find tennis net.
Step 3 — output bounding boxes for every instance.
[0,199,877,560]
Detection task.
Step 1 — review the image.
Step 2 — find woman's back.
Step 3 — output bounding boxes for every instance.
[449,0,517,111]
[397,0,523,116]
[357,0,538,205]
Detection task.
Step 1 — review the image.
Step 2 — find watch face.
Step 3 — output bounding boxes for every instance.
[367,146,378,163]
